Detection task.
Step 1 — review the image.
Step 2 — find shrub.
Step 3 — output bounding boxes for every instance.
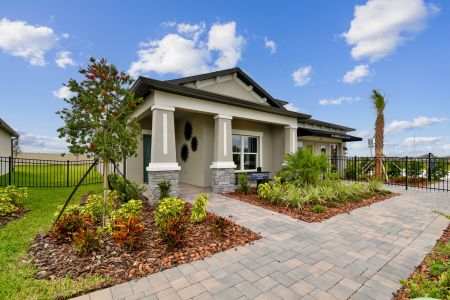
[190,193,208,223]
[385,161,402,178]
[109,199,143,221]
[110,215,145,249]
[312,204,326,214]
[0,185,28,216]
[257,177,287,204]
[408,160,424,177]
[54,204,82,218]
[430,160,449,181]
[154,197,187,247]
[109,173,145,203]
[157,179,172,200]
[81,191,117,222]
[51,212,94,242]
[237,174,250,194]
[72,228,101,256]
[281,186,304,208]
[401,272,450,299]
[277,149,330,185]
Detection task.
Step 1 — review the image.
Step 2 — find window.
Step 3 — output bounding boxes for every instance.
[232,135,259,171]
[320,145,327,154]
[297,140,304,150]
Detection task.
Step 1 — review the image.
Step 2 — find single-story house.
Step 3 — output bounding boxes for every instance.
[125,68,361,199]
[0,117,19,175]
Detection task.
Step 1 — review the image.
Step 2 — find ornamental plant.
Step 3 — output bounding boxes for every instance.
[109,199,143,222]
[154,197,187,247]
[0,186,28,216]
[57,57,142,226]
[108,173,145,203]
[81,191,117,222]
[110,215,145,249]
[190,193,208,223]
[237,173,250,194]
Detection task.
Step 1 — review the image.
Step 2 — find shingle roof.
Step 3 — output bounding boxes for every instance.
[0,118,19,137]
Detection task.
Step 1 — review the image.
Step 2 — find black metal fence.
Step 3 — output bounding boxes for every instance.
[0,156,118,188]
[328,154,450,192]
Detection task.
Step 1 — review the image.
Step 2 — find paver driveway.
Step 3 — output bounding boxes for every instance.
[75,187,449,300]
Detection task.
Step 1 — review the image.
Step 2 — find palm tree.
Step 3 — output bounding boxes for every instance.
[370,89,386,179]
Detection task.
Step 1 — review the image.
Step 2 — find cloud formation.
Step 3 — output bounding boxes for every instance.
[342,64,371,84]
[319,96,360,106]
[0,18,57,66]
[128,21,245,77]
[402,136,443,146]
[55,51,76,68]
[386,116,446,133]
[283,103,303,113]
[292,66,312,86]
[343,0,438,62]
[52,86,76,99]
[264,37,276,54]
[17,130,68,153]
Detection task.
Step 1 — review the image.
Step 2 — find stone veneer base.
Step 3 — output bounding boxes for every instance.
[148,170,179,202]
[211,168,235,193]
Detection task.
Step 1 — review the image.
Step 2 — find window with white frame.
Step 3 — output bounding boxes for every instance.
[232,135,259,171]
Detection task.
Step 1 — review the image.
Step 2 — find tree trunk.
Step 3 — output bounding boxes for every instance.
[102,158,108,227]
[374,113,384,179]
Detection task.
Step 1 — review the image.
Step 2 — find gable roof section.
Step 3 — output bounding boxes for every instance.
[166,67,284,109]
[131,76,311,119]
[0,117,19,137]
[298,128,362,142]
[299,118,356,132]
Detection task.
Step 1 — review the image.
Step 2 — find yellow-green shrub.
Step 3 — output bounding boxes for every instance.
[190,193,208,223]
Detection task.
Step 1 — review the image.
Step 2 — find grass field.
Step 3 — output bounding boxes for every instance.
[0,163,103,187]
[0,184,113,299]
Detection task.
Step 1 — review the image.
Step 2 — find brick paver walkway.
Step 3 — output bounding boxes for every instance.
[75,187,449,300]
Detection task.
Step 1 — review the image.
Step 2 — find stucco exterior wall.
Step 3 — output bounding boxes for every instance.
[298,136,343,156]
[125,115,151,184]
[175,113,214,187]
[0,129,11,176]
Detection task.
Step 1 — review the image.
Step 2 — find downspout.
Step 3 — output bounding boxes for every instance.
[11,137,18,172]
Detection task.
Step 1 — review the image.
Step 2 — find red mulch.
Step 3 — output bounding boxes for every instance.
[28,201,260,286]
[0,206,28,227]
[392,223,450,299]
[222,189,399,223]
[389,176,429,187]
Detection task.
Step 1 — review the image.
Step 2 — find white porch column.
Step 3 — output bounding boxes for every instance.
[284,125,298,155]
[147,104,180,200]
[210,115,236,192]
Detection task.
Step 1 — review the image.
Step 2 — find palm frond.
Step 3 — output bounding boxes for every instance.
[370,89,386,113]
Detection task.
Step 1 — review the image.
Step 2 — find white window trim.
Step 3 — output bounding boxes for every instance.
[232,129,263,172]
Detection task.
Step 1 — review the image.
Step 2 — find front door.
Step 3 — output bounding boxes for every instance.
[143,134,151,183]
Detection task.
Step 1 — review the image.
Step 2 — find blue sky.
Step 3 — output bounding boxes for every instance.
[0,0,449,156]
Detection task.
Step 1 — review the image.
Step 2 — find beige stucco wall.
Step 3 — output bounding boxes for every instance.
[298,136,343,156]
[0,129,10,158]
[125,115,151,184]
[175,113,214,187]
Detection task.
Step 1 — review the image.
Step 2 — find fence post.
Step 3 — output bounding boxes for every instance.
[66,160,70,187]
[353,156,357,181]
[405,156,408,190]
[8,156,12,185]
[427,152,432,182]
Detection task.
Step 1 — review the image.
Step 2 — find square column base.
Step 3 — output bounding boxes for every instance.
[148,170,179,202]
[211,168,235,193]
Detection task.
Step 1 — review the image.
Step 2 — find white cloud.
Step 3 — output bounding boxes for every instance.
[343,0,438,62]
[292,66,312,86]
[17,130,68,153]
[386,116,446,133]
[319,96,360,106]
[52,86,76,99]
[283,103,303,112]
[264,37,276,54]
[55,51,76,68]
[355,130,372,138]
[128,21,245,77]
[61,32,70,39]
[441,144,450,151]
[402,136,443,146]
[0,18,57,66]
[342,64,371,84]
[208,21,245,70]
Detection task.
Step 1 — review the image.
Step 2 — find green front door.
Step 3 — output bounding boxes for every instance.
[143,134,151,183]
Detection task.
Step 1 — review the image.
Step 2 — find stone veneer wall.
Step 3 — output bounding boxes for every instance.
[211,168,235,193]
[148,170,179,202]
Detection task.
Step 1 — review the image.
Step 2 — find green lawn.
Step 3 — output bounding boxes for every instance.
[0,184,113,299]
[0,164,103,187]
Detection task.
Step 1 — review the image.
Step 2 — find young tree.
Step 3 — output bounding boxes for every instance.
[57,57,142,226]
[370,89,386,179]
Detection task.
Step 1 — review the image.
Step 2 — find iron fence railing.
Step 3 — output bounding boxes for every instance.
[0,156,118,188]
[327,154,450,192]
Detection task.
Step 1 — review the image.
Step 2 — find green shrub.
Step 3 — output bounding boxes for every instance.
[0,185,28,216]
[51,212,94,242]
[257,177,287,204]
[154,197,187,247]
[430,160,449,181]
[312,204,326,214]
[80,191,117,222]
[385,161,402,178]
[157,179,172,200]
[190,194,208,223]
[237,173,250,194]
[281,186,304,208]
[401,271,450,299]
[408,160,424,177]
[108,173,145,203]
[109,199,143,222]
[72,228,101,256]
[277,149,329,185]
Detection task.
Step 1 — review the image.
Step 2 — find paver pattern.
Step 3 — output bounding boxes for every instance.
[75,187,449,300]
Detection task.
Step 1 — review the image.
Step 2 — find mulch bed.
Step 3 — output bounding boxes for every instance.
[392,223,450,299]
[389,176,430,188]
[0,206,28,227]
[222,189,399,223]
[28,201,260,286]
